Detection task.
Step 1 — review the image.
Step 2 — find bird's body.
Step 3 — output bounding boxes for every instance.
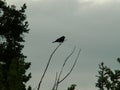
[52,36,65,43]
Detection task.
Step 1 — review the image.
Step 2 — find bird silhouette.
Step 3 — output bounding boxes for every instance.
[52,36,65,43]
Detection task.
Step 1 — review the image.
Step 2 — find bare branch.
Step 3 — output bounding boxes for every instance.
[52,72,58,90]
[63,46,76,68]
[56,47,76,86]
[37,43,62,90]
[53,47,81,90]
[59,49,81,83]
[53,47,76,90]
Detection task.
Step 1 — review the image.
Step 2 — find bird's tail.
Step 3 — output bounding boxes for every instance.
[52,41,56,43]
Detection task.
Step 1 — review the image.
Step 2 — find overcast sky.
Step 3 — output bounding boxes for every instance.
[7,0,120,90]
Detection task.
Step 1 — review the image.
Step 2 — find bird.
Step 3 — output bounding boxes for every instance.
[52,36,65,43]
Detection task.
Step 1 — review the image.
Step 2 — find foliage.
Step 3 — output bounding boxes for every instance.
[96,60,120,90]
[0,0,31,90]
[67,84,76,90]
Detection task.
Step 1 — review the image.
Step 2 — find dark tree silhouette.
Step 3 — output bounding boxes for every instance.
[0,1,31,90]
[67,84,76,90]
[96,61,120,90]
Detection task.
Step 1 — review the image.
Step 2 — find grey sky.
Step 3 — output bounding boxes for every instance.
[7,0,120,90]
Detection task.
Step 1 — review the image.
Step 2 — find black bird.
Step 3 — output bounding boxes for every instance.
[52,36,65,43]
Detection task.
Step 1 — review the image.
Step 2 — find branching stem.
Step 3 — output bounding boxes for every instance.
[37,43,61,90]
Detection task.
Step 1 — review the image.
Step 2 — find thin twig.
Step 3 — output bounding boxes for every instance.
[59,49,81,83]
[52,72,58,90]
[37,43,61,90]
[59,46,76,79]
[55,46,76,90]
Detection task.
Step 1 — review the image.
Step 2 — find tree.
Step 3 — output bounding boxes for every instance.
[0,0,31,90]
[96,60,120,90]
[67,84,76,90]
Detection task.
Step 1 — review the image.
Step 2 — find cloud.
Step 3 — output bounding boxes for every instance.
[79,0,120,5]
[25,0,120,67]
[27,0,120,36]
